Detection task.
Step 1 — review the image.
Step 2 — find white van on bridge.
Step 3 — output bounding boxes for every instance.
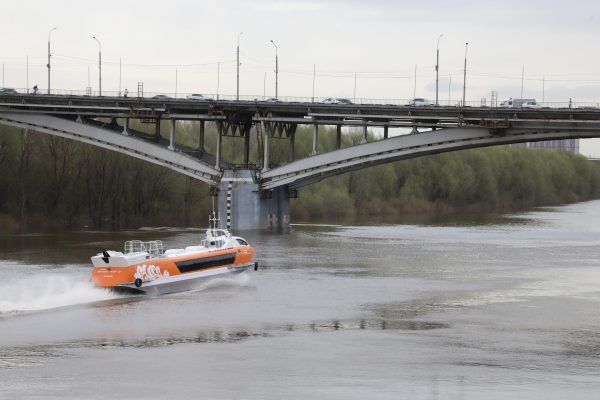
[500,98,537,108]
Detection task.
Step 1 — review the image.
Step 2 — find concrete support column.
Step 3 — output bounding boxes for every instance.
[198,120,205,154]
[361,123,368,144]
[122,117,129,136]
[218,170,259,231]
[288,129,295,162]
[311,124,319,155]
[259,186,290,232]
[336,125,342,149]
[155,118,161,138]
[262,123,271,172]
[384,125,389,139]
[215,121,222,170]
[244,126,250,165]
[168,119,175,150]
[217,170,289,231]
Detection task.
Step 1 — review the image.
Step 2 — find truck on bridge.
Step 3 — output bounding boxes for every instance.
[500,98,538,108]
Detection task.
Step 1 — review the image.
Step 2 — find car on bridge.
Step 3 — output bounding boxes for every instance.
[521,100,542,109]
[321,97,353,104]
[0,88,18,95]
[407,98,434,106]
[152,94,173,100]
[186,93,212,101]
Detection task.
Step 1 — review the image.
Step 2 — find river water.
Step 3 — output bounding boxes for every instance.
[1,201,600,399]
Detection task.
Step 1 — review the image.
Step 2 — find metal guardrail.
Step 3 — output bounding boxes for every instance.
[124,240,164,257]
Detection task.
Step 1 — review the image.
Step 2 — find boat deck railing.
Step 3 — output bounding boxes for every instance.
[124,240,164,257]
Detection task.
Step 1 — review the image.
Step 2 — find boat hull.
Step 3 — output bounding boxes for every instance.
[92,245,255,295]
[107,262,255,295]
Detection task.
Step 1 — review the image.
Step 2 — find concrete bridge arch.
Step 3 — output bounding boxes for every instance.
[2,97,600,230]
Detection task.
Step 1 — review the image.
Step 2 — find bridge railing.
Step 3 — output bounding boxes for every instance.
[2,87,599,109]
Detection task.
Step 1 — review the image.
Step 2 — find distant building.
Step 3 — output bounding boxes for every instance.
[513,139,579,153]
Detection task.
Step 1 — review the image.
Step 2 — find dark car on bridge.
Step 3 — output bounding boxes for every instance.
[0,88,18,95]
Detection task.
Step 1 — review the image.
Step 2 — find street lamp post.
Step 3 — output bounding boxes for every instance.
[92,36,101,96]
[270,39,278,98]
[237,32,243,101]
[435,34,443,106]
[47,27,57,94]
[462,42,469,107]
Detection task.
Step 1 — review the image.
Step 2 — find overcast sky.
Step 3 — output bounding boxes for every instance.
[2,0,600,154]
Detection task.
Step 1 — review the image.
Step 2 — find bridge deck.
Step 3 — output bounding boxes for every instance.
[1,94,600,127]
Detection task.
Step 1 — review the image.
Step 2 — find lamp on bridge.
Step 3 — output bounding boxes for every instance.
[237,32,243,101]
[270,39,278,99]
[462,42,468,107]
[436,34,443,106]
[47,27,57,95]
[92,36,101,97]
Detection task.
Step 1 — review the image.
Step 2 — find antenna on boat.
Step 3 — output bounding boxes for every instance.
[209,199,220,230]
[209,211,219,229]
[208,190,224,230]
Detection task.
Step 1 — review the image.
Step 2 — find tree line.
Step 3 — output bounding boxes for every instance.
[1,121,599,232]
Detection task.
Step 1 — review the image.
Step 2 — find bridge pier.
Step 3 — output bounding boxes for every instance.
[362,123,368,144]
[263,122,270,172]
[336,125,342,149]
[384,125,388,139]
[218,169,290,231]
[155,118,161,139]
[311,124,319,155]
[168,120,176,150]
[215,121,222,169]
[289,128,295,162]
[244,126,251,164]
[259,185,290,231]
[198,121,205,155]
[122,117,129,136]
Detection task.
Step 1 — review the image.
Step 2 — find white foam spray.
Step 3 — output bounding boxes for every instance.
[182,272,253,294]
[0,273,119,314]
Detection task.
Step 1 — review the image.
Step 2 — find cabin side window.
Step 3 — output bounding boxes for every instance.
[236,239,248,246]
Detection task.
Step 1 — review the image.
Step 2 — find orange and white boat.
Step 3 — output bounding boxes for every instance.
[91,214,257,295]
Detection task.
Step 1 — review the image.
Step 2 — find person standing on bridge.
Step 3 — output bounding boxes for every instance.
[33,85,38,95]
[124,88,128,98]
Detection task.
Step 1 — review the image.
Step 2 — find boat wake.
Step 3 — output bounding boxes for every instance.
[0,273,120,315]
[192,272,252,292]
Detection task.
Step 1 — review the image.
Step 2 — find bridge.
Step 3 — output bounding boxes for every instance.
[2,94,600,229]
